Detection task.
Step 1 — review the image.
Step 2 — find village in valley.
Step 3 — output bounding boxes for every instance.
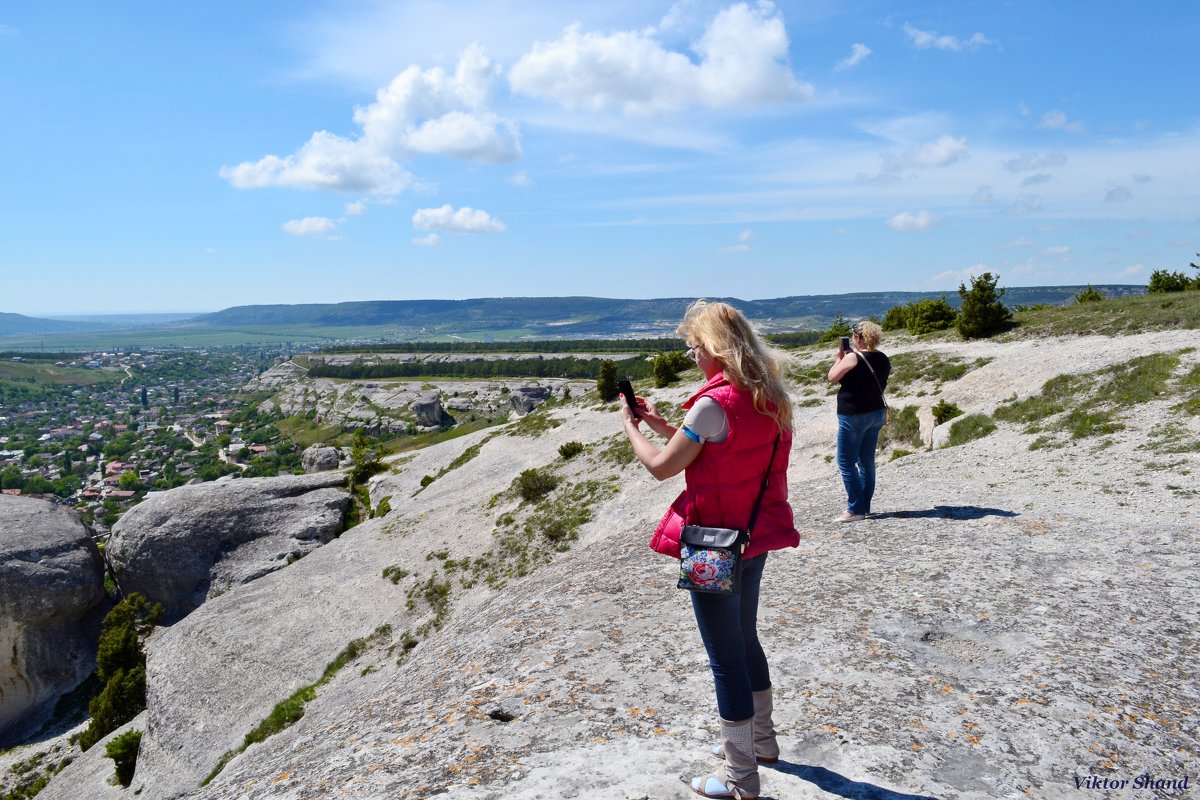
[0,348,301,533]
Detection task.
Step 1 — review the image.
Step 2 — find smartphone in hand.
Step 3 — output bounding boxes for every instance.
[839,336,851,352]
[617,379,639,417]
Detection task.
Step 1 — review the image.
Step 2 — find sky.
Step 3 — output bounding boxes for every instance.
[2,1,1198,315]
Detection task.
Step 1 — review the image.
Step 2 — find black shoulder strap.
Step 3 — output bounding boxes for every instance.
[745,434,781,534]
[854,348,887,405]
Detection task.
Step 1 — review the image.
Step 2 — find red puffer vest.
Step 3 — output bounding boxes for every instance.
[650,373,799,560]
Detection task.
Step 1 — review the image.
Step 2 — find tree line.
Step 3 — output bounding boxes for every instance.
[305,355,656,381]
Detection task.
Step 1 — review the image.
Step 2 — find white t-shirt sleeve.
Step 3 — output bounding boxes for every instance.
[683,396,728,443]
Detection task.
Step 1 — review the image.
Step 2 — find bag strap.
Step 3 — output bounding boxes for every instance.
[853,347,887,407]
[744,434,781,535]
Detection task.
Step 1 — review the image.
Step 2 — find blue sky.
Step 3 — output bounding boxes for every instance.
[2,1,1197,315]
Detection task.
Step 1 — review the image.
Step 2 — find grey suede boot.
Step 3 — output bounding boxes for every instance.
[710,688,779,764]
[750,688,780,763]
[691,717,760,798]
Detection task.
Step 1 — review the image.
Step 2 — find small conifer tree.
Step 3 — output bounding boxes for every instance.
[596,359,618,401]
[956,272,1013,339]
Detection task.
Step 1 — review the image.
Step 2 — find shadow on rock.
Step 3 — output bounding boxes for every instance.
[769,763,940,800]
[870,505,1016,521]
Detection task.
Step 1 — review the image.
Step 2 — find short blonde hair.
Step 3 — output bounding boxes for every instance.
[677,300,792,431]
[853,320,883,349]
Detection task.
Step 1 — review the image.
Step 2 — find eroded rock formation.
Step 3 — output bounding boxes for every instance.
[0,495,107,746]
[106,473,349,622]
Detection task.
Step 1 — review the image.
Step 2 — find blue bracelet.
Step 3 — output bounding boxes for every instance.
[682,426,702,443]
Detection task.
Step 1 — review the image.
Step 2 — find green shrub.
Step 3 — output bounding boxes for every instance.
[956,272,1013,339]
[818,314,853,344]
[349,431,387,484]
[906,297,958,334]
[558,441,584,460]
[1074,284,1105,303]
[945,414,996,447]
[888,407,921,450]
[931,399,964,426]
[516,468,559,502]
[881,304,909,331]
[1148,269,1194,293]
[105,729,142,787]
[79,594,162,751]
[652,350,692,387]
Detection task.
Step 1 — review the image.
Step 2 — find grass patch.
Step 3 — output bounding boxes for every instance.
[944,414,997,447]
[995,353,1182,444]
[202,625,393,787]
[481,478,620,589]
[887,353,989,394]
[595,432,636,466]
[1004,290,1200,338]
[878,405,921,450]
[507,408,562,437]
[412,438,490,494]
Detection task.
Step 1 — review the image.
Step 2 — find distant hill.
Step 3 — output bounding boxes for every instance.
[190,286,1146,337]
[0,313,105,336]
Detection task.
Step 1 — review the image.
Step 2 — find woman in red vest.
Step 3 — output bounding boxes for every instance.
[620,300,799,799]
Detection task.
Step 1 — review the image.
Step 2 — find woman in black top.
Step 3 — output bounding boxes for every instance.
[827,320,891,522]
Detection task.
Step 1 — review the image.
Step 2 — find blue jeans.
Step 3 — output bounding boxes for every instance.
[836,409,886,515]
[690,553,770,721]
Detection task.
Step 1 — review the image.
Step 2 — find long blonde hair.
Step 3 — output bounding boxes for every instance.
[676,300,793,431]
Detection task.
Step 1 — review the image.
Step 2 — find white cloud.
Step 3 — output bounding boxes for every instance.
[970,186,995,204]
[1132,173,1153,184]
[903,24,994,52]
[412,234,441,246]
[509,2,812,115]
[0,24,16,35]
[221,46,519,196]
[508,171,532,187]
[1039,110,1085,134]
[412,204,506,234]
[1021,173,1052,187]
[345,200,367,216]
[1001,236,1035,248]
[886,210,943,232]
[203,247,218,254]
[835,43,871,71]
[1106,184,1133,202]
[720,229,754,253]
[1006,194,1042,216]
[1002,151,1067,173]
[1127,228,1150,239]
[929,264,988,288]
[884,134,969,173]
[282,217,337,236]
[1041,245,1071,256]
[220,131,413,195]
[353,44,520,162]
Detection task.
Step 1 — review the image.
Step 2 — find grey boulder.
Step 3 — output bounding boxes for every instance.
[107,473,349,623]
[509,386,551,415]
[0,495,107,746]
[301,444,341,473]
[411,390,454,427]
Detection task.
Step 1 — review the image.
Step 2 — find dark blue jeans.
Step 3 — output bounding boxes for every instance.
[690,553,770,721]
[836,409,886,515]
